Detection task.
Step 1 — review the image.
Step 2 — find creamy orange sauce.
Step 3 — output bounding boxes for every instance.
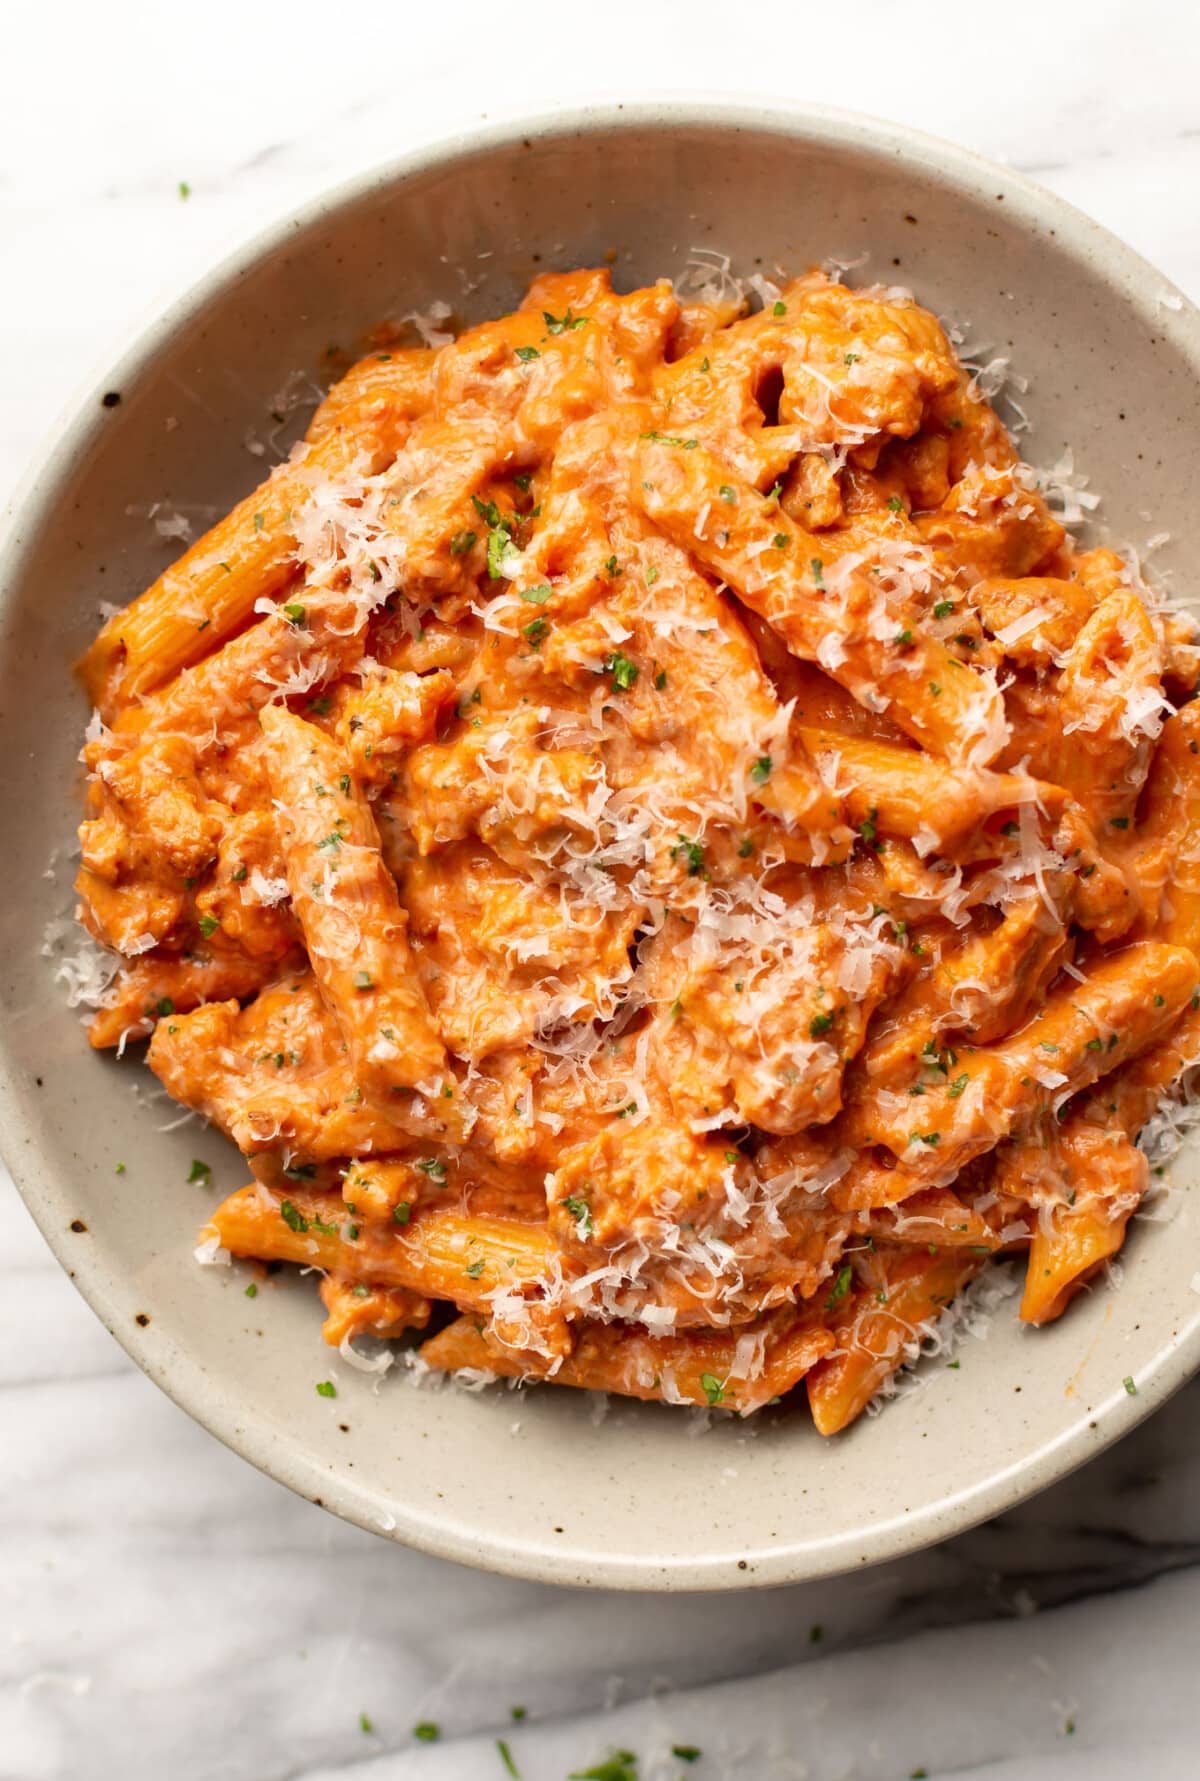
[74,265,1200,1428]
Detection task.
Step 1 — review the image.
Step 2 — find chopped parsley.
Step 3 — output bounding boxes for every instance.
[672,1749,701,1764]
[449,528,478,557]
[563,1195,593,1236]
[244,1283,258,1299]
[809,1011,835,1039]
[810,557,825,588]
[316,1380,337,1398]
[359,1713,372,1733]
[719,484,736,504]
[773,300,786,316]
[522,616,549,647]
[672,835,707,877]
[750,755,772,783]
[520,583,552,604]
[825,1263,853,1310]
[466,1258,486,1280]
[543,307,588,333]
[568,1755,638,1781]
[487,526,520,579]
[282,602,306,627]
[887,495,904,513]
[700,1372,726,1406]
[639,430,698,449]
[187,1159,211,1187]
[198,913,220,938]
[604,650,639,691]
[514,345,540,362]
[280,1199,309,1233]
[413,1722,441,1742]
[393,1201,411,1225]
[933,599,956,619]
[353,970,373,989]
[947,1073,969,1098]
[772,532,788,550]
[497,1739,520,1777]
[1123,1375,1137,1395]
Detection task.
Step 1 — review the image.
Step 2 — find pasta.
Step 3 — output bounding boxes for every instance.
[71,262,1200,1433]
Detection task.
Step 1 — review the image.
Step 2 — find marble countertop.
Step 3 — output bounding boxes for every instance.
[5,4,1200,1776]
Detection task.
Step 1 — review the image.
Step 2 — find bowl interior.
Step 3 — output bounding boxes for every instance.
[4,104,1199,1589]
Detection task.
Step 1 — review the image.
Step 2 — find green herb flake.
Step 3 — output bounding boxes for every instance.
[772,532,788,550]
[887,495,904,513]
[604,650,640,691]
[672,1749,702,1765]
[563,1195,593,1236]
[568,1754,638,1781]
[244,1282,258,1299]
[316,1380,337,1398]
[282,602,306,627]
[515,345,540,362]
[825,1263,853,1310]
[449,528,478,558]
[700,1372,726,1406]
[654,669,667,690]
[1123,1375,1137,1395]
[466,1258,486,1279]
[719,485,737,504]
[198,913,220,939]
[933,599,956,619]
[188,1159,212,1187]
[413,1722,441,1742]
[645,565,659,586]
[416,1157,448,1184]
[497,1738,520,1778]
[522,617,549,647]
[809,1011,835,1039]
[810,558,825,588]
[280,1199,309,1233]
[520,583,552,604]
[353,970,373,990]
[543,308,588,334]
[773,300,786,316]
[750,754,772,784]
[487,526,521,579]
[640,430,698,449]
[947,1073,969,1098]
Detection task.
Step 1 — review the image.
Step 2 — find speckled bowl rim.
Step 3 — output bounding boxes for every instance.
[4,95,1200,1592]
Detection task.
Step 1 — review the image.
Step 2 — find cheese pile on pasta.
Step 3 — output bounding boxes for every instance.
[73,266,1200,1430]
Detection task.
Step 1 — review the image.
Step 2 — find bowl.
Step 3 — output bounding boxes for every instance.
[4,99,1200,1591]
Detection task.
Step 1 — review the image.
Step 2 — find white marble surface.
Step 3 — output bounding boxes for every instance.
[5,4,1200,1776]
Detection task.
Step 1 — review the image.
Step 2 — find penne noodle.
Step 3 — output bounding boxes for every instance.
[80,391,414,717]
[259,706,447,1094]
[419,1305,835,1413]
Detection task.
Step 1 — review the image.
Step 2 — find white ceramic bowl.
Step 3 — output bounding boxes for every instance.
[4,100,1200,1590]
